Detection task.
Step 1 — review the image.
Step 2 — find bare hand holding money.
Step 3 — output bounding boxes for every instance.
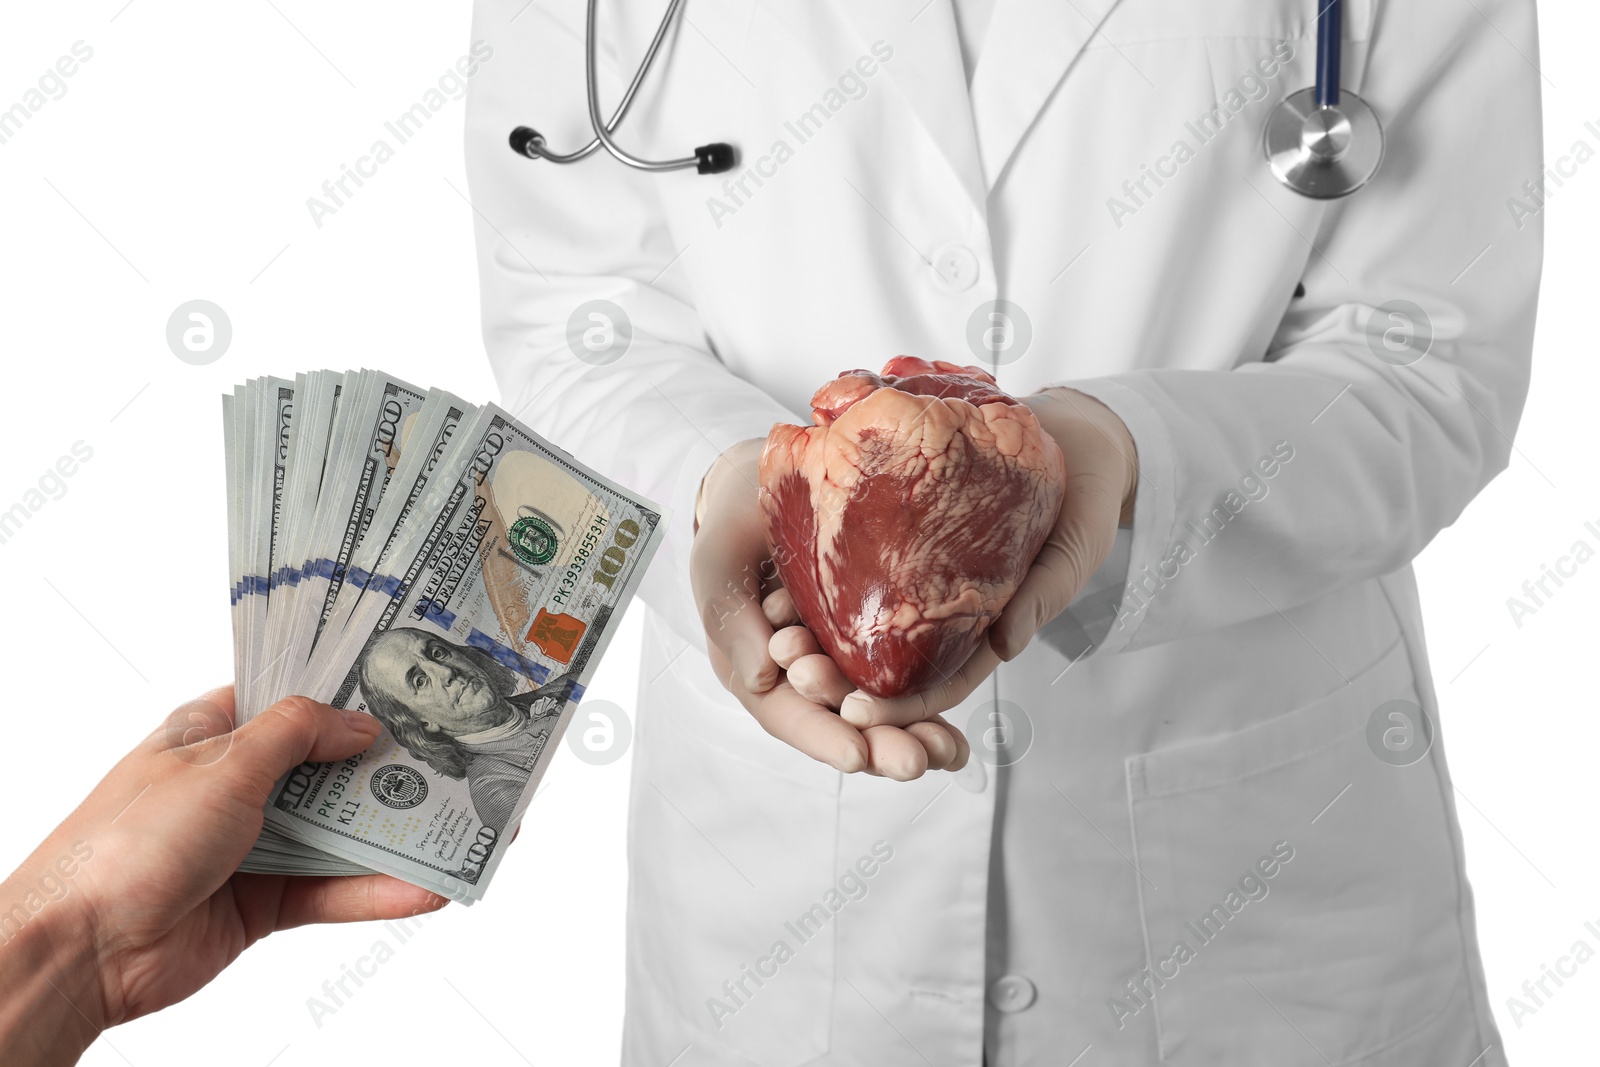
[226,371,666,901]
[0,688,446,1067]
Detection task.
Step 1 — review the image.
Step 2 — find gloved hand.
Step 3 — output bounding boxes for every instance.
[775,387,1137,769]
[689,438,969,781]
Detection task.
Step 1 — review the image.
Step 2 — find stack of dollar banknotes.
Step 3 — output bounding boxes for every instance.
[224,370,665,903]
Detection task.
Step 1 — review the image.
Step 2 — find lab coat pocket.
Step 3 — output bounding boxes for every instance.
[1125,637,1467,1065]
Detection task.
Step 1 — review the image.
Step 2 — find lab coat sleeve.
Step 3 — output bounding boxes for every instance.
[463,1,806,653]
[1060,0,1544,656]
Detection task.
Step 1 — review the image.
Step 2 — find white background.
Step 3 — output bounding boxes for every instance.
[0,2,1594,1065]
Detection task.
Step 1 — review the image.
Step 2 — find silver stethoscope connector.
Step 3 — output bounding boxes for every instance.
[1264,0,1384,199]
[509,0,737,175]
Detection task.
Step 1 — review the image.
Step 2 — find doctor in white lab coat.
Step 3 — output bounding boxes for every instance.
[464,0,1542,1063]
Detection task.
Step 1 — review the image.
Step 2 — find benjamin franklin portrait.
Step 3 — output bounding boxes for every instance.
[357,626,577,832]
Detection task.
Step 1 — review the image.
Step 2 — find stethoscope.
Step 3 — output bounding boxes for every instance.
[510,0,1382,199]
[508,0,735,175]
[1264,0,1384,199]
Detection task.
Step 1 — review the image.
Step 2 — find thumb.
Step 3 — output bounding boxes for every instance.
[988,476,1122,662]
[690,503,781,694]
[229,696,384,799]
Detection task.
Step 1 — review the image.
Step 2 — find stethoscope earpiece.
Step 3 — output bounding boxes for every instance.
[510,0,1382,197]
[509,127,542,160]
[695,143,737,175]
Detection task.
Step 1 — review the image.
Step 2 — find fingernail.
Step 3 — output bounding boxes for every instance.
[342,709,382,733]
[832,746,866,774]
[839,694,871,728]
[891,762,916,782]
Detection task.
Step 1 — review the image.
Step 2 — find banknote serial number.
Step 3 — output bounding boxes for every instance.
[551,515,641,602]
[553,514,606,606]
[281,757,362,826]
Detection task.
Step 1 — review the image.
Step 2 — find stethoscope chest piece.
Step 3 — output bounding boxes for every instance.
[1264,87,1383,199]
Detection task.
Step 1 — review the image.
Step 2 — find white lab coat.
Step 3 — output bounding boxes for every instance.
[464,0,1541,1063]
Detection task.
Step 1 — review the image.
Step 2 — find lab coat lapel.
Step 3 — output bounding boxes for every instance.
[969,0,1126,187]
[832,0,986,213]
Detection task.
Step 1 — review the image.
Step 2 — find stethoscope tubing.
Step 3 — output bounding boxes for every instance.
[521,0,695,169]
[518,0,1376,194]
[583,0,703,171]
[1316,0,1342,108]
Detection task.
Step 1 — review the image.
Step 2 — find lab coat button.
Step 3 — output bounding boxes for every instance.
[988,974,1037,1013]
[931,244,980,292]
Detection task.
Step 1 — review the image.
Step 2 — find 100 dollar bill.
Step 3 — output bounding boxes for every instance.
[260,405,665,902]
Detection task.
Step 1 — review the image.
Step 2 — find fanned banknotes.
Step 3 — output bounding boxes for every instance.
[224,371,667,902]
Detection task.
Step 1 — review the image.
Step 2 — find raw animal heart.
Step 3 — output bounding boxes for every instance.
[758,357,1066,698]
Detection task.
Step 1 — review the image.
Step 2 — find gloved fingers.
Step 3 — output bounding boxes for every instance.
[785,652,853,709]
[769,624,822,670]
[861,725,929,781]
[904,720,960,771]
[938,714,972,770]
[712,641,867,773]
[907,716,970,772]
[762,586,800,628]
[837,639,1001,729]
[691,519,780,694]
[988,474,1121,662]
